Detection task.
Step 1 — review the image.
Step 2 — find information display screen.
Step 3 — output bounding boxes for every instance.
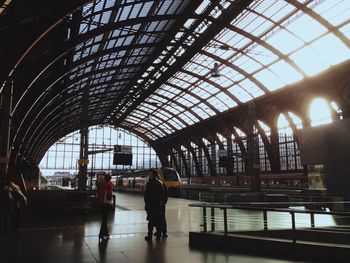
[113,153,132,165]
[113,145,133,165]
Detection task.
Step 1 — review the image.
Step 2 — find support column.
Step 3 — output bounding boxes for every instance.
[78,86,89,191]
[0,78,13,178]
[78,126,89,191]
[269,125,281,172]
[246,102,261,191]
[225,136,234,177]
[210,140,217,176]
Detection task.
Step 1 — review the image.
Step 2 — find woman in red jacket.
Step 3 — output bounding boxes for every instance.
[98,174,114,242]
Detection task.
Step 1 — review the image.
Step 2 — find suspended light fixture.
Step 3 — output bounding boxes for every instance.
[118,132,122,139]
[211,62,221,78]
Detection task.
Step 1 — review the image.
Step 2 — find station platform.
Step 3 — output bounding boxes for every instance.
[0,192,303,263]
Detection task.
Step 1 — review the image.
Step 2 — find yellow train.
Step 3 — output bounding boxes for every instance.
[116,167,181,197]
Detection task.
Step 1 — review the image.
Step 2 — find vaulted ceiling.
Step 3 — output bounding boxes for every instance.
[1,0,350,163]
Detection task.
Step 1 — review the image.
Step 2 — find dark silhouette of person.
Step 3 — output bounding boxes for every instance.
[97,174,114,242]
[0,178,14,232]
[155,181,168,238]
[0,174,27,232]
[144,169,165,242]
[8,180,27,230]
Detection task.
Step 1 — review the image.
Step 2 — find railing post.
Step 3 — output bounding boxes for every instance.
[310,212,315,228]
[202,207,207,232]
[263,210,268,230]
[291,211,296,230]
[211,207,215,232]
[223,208,228,235]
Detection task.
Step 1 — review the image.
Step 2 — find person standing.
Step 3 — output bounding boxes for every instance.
[144,169,165,242]
[8,180,27,231]
[97,174,114,242]
[156,180,168,238]
[0,178,14,232]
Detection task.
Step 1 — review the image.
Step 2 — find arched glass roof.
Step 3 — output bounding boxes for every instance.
[125,0,350,139]
[6,0,350,160]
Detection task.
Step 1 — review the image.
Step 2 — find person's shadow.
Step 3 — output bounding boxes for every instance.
[98,239,109,262]
[145,238,167,263]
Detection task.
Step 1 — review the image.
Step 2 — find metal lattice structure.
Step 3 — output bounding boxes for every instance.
[1,0,350,176]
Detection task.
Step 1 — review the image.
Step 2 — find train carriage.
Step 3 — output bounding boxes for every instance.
[116,167,181,197]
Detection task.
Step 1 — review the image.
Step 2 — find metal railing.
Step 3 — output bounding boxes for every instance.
[189,202,350,235]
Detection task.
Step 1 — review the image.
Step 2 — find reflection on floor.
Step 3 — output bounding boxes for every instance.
[0,192,304,263]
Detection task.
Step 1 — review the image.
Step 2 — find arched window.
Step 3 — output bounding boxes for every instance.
[258,120,271,136]
[257,120,271,171]
[309,98,332,127]
[288,112,303,129]
[39,126,160,176]
[277,114,293,135]
[277,114,302,171]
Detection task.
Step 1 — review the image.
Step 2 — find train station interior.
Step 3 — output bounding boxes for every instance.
[1,0,350,262]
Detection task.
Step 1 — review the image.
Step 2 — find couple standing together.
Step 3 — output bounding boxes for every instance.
[97,170,168,243]
[144,169,168,241]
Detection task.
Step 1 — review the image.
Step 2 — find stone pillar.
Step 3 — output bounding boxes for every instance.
[246,102,261,191]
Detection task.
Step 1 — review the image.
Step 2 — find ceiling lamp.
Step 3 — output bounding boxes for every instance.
[211,62,221,78]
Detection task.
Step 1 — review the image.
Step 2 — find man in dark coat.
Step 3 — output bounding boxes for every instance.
[144,169,165,241]
[156,181,168,238]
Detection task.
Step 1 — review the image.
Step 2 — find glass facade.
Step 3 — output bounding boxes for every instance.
[39,125,160,176]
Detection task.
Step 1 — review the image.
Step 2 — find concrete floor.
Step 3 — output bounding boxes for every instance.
[0,192,306,263]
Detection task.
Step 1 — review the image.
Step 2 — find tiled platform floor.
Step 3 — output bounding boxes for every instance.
[0,192,305,263]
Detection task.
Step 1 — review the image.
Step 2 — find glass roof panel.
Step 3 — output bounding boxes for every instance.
[166,117,186,129]
[240,11,274,37]
[215,92,238,108]
[200,83,220,95]
[265,29,304,55]
[289,45,330,76]
[181,92,200,104]
[268,60,303,85]
[207,96,229,112]
[195,0,210,15]
[177,96,199,107]
[286,13,327,43]
[239,78,265,98]
[188,86,211,100]
[310,33,350,66]
[177,112,198,125]
[313,0,350,26]
[139,2,152,17]
[119,5,132,21]
[232,54,263,74]
[153,111,172,121]
[262,1,294,22]
[253,68,285,91]
[191,106,211,119]
[172,77,191,89]
[213,73,234,88]
[340,23,350,39]
[228,85,253,103]
[163,104,181,115]
[219,67,245,83]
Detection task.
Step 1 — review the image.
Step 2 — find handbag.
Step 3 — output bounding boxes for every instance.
[104,191,113,206]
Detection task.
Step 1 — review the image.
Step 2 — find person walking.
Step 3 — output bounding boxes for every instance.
[97,174,114,242]
[144,169,165,242]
